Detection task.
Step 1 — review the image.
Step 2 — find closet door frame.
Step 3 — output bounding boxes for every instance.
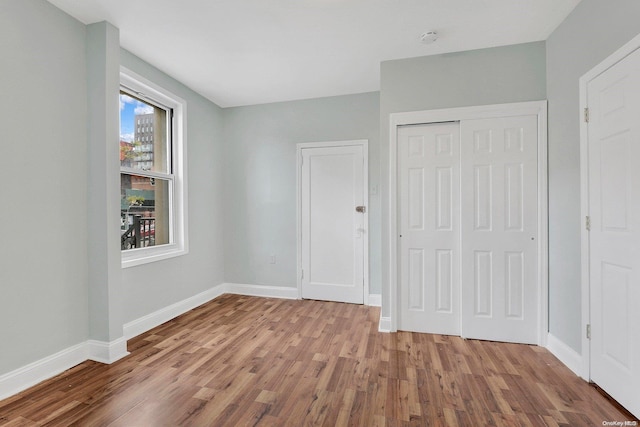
[387,101,548,346]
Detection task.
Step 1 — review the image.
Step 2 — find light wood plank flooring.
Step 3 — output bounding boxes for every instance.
[0,294,635,426]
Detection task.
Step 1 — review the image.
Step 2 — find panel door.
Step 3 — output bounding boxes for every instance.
[460,116,539,344]
[587,47,640,418]
[300,145,365,304]
[398,123,461,335]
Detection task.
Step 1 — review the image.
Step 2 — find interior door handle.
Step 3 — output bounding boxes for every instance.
[356,206,366,213]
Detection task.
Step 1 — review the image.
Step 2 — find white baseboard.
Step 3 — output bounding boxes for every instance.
[0,335,133,401]
[224,283,298,300]
[367,294,381,307]
[546,332,583,377]
[0,343,88,401]
[87,337,129,364]
[378,316,392,333]
[123,283,228,340]
[225,283,377,304]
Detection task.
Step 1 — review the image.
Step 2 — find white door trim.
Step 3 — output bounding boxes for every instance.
[296,139,370,305]
[579,31,640,381]
[388,101,548,346]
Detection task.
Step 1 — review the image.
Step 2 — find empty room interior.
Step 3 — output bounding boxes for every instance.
[1,0,639,425]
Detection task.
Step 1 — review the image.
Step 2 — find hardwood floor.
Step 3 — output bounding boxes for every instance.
[0,294,634,426]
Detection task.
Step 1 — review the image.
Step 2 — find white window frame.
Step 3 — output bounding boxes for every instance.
[120,66,189,268]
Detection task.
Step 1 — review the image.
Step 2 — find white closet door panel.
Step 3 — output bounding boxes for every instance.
[460,116,538,344]
[398,123,460,335]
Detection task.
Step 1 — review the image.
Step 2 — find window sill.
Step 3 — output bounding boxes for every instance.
[121,244,188,268]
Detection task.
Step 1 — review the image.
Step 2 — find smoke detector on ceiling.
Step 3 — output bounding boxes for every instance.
[420,31,438,44]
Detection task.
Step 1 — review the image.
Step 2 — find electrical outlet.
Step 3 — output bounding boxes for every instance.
[269,255,276,264]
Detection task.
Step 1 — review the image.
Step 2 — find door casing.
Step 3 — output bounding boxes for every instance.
[296,139,370,305]
[387,101,548,346]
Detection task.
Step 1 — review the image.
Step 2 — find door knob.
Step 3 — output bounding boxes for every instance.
[356,206,366,213]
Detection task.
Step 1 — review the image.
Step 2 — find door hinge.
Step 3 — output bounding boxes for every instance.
[585,216,591,231]
[301,269,304,280]
[584,107,590,123]
[586,324,591,340]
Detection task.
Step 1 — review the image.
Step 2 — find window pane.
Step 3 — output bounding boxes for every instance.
[121,174,171,250]
[119,91,169,173]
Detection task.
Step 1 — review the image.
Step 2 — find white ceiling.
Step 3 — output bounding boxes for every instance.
[47,0,580,108]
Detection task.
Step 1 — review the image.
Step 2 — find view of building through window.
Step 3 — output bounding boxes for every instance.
[119,90,171,251]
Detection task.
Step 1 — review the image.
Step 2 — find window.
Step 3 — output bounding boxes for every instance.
[119,67,188,268]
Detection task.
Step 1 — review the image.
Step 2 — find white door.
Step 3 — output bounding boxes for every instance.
[300,144,366,304]
[460,116,539,344]
[398,123,461,335]
[587,47,640,418]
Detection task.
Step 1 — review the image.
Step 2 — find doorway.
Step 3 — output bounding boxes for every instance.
[297,140,369,304]
[580,37,640,418]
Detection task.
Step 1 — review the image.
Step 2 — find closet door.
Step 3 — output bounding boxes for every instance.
[460,116,539,344]
[398,123,460,335]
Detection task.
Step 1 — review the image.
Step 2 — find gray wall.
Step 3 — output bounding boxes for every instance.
[0,0,226,376]
[0,0,89,373]
[86,21,124,343]
[546,0,640,352]
[379,42,547,318]
[223,93,381,294]
[120,50,226,323]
